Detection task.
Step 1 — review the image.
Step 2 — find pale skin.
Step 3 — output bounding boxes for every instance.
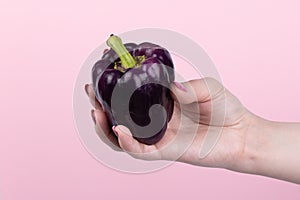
[85,77,300,184]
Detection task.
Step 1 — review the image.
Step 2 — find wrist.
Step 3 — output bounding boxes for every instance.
[229,112,300,184]
[228,113,272,174]
[245,118,300,183]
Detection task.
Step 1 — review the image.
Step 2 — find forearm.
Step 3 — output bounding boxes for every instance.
[240,115,300,184]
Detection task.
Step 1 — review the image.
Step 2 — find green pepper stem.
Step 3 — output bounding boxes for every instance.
[106,34,136,69]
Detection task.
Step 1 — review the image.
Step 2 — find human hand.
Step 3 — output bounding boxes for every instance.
[85,77,256,171]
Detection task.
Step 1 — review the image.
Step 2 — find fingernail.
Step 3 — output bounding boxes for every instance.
[173,82,187,92]
[84,84,89,96]
[91,110,96,124]
[112,126,118,136]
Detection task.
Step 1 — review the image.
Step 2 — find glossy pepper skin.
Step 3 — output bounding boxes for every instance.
[92,35,174,145]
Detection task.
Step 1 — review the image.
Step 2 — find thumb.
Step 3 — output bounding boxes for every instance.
[170,77,224,104]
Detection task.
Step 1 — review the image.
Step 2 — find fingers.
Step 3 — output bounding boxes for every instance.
[114,125,161,160]
[92,109,121,150]
[85,83,121,150]
[85,84,102,109]
[84,83,161,158]
[170,77,225,105]
[84,83,163,160]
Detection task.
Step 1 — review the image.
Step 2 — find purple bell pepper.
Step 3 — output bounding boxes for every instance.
[92,34,174,145]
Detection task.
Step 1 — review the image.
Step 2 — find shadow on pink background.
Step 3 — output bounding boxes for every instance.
[0,0,300,199]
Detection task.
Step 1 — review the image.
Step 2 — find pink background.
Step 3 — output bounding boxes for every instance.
[1,0,300,199]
